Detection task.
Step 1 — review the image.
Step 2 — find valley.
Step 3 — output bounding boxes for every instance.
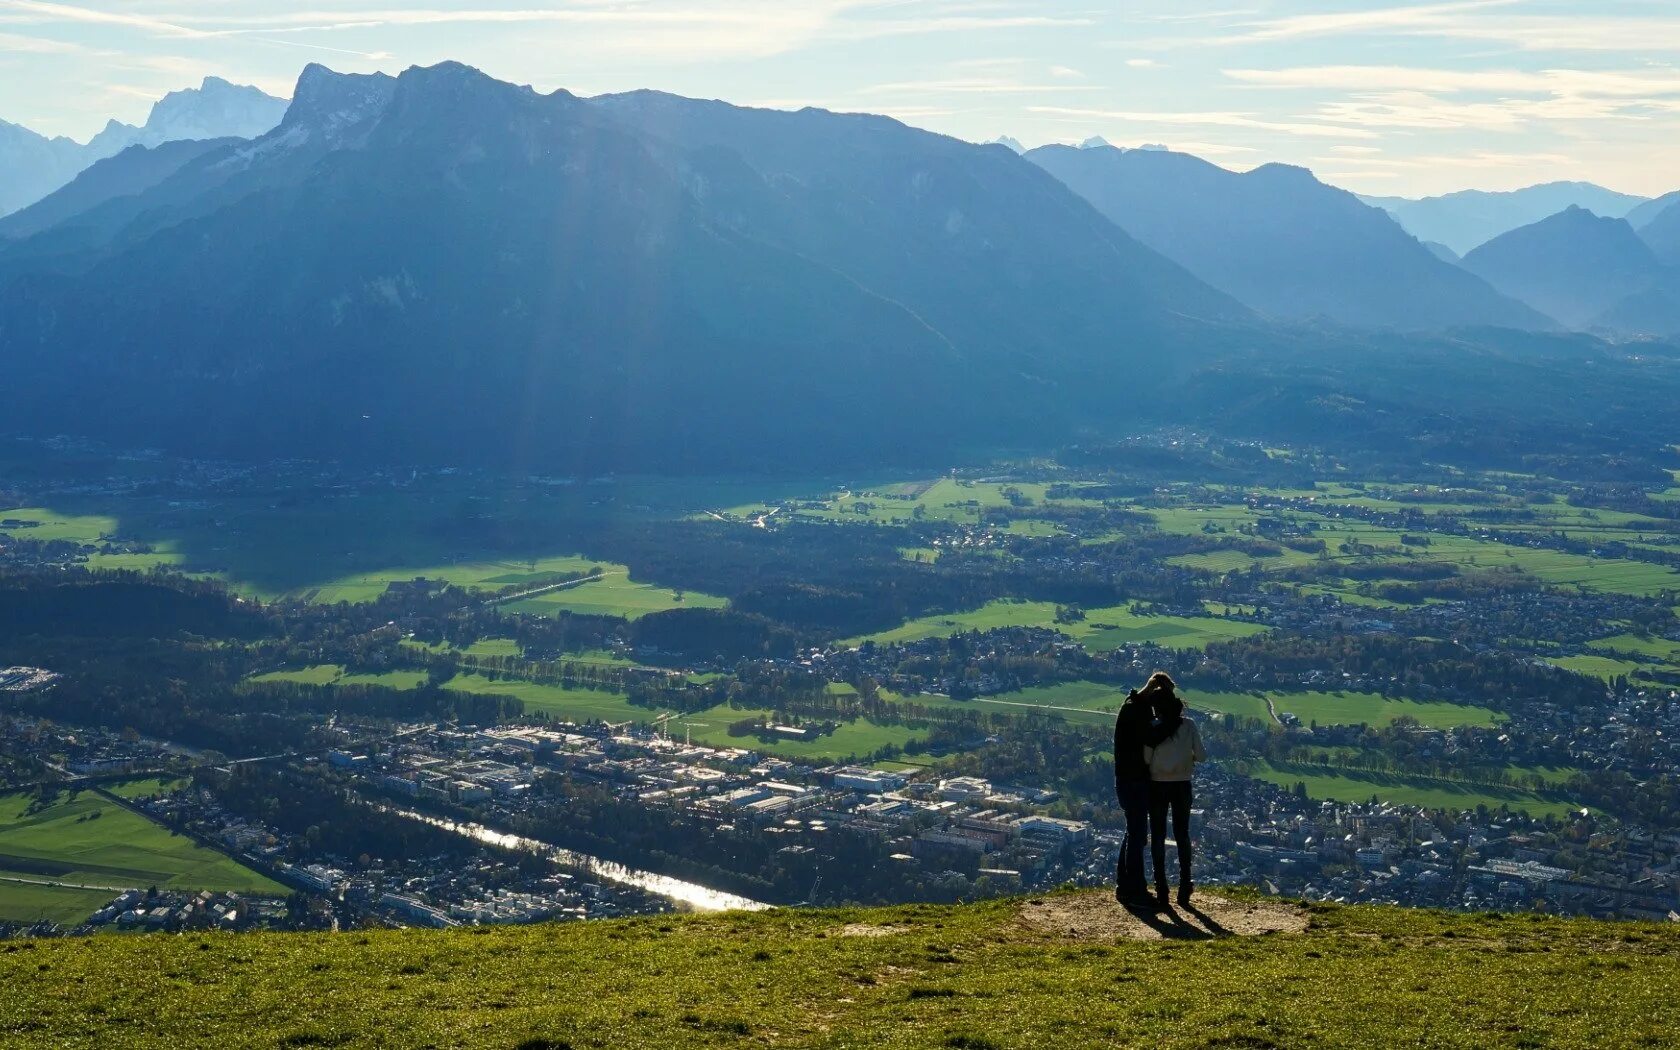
[3,434,1677,931]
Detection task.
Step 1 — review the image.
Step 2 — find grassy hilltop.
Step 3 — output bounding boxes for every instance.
[3,890,1678,1048]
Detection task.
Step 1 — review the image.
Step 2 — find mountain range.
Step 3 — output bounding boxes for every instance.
[1361,182,1650,256]
[5,62,1680,471]
[0,62,1250,470]
[0,77,286,219]
[1024,144,1547,331]
[1460,206,1667,330]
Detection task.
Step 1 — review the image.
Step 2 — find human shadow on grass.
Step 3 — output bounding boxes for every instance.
[1180,901,1232,937]
[1120,900,1224,940]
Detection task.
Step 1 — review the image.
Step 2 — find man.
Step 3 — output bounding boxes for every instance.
[1112,682,1157,906]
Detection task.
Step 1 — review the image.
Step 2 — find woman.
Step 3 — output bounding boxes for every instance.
[1145,678,1206,908]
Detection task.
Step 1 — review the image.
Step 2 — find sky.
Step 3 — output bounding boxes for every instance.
[4,0,1680,198]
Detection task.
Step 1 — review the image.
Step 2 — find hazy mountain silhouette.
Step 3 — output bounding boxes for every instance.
[1026,144,1550,331]
[0,77,286,220]
[1461,206,1664,329]
[84,77,287,158]
[0,138,238,241]
[1626,190,1680,231]
[1362,181,1648,256]
[1637,200,1680,267]
[0,62,1251,471]
[0,120,84,217]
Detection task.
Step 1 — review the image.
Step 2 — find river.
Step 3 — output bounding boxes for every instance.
[380,804,772,912]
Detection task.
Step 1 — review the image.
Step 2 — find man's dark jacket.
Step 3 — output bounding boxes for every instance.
[1113,693,1153,789]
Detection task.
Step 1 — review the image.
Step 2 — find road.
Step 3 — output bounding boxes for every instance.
[485,571,612,606]
[0,873,134,894]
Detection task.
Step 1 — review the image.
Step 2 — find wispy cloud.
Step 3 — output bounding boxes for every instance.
[1221,2,1680,53]
[1232,0,1520,42]
[0,27,95,52]
[1226,65,1680,97]
[1027,104,1380,139]
[859,77,1097,96]
[1224,64,1680,134]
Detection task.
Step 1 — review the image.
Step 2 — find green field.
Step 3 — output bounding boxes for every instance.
[1246,761,1577,818]
[1586,632,1680,663]
[498,573,727,620]
[247,666,430,690]
[1,474,795,603]
[1545,654,1650,680]
[438,676,925,761]
[441,674,647,723]
[0,790,284,926]
[844,600,1267,651]
[960,684,1497,730]
[5,890,1679,1048]
[0,880,120,926]
[306,554,606,604]
[102,777,190,801]
[0,506,184,574]
[1143,496,1680,598]
[1267,690,1503,730]
[679,708,925,762]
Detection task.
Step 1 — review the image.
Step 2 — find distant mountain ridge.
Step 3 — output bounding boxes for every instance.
[1026,143,1550,331]
[0,119,85,217]
[0,61,1251,471]
[1460,206,1665,329]
[0,77,287,220]
[1362,181,1649,255]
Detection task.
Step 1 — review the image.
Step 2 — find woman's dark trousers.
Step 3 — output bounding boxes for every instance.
[1149,780,1193,897]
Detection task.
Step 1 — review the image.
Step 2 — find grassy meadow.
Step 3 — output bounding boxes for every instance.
[4,890,1678,1048]
[0,789,284,927]
[842,600,1268,650]
[1245,760,1578,819]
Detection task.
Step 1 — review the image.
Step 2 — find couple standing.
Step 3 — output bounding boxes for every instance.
[1114,671,1206,909]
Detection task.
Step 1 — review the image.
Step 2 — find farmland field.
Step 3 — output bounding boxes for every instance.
[0,880,119,926]
[1545,654,1650,680]
[962,684,1497,730]
[0,790,284,926]
[498,573,726,620]
[439,674,648,723]
[247,666,430,690]
[102,778,190,801]
[435,676,923,761]
[305,554,606,604]
[1245,761,1577,819]
[678,707,925,762]
[842,600,1267,650]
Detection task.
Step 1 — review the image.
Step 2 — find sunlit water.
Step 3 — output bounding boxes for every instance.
[379,804,772,912]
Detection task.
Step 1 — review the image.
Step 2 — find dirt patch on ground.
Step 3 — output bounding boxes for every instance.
[836,923,908,938]
[1015,890,1308,942]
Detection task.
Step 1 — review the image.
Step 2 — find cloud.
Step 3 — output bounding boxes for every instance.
[0,27,95,52]
[1314,90,1652,131]
[859,77,1097,96]
[1026,104,1380,139]
[1225,65,1680,97]
[1124,58,1159,69]
[1223,65,1680,135]
[1233,0,1521,43]
[0,0,207,38]
[1223,2,1680,53]
[1048,64,1083,79]
[0,1,1091,66]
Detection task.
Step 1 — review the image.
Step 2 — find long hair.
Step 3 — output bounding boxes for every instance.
[1149,688,1185,745]
[1142,671,1177,696]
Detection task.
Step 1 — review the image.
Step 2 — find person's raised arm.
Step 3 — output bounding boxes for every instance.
[1192,720,1207,763]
